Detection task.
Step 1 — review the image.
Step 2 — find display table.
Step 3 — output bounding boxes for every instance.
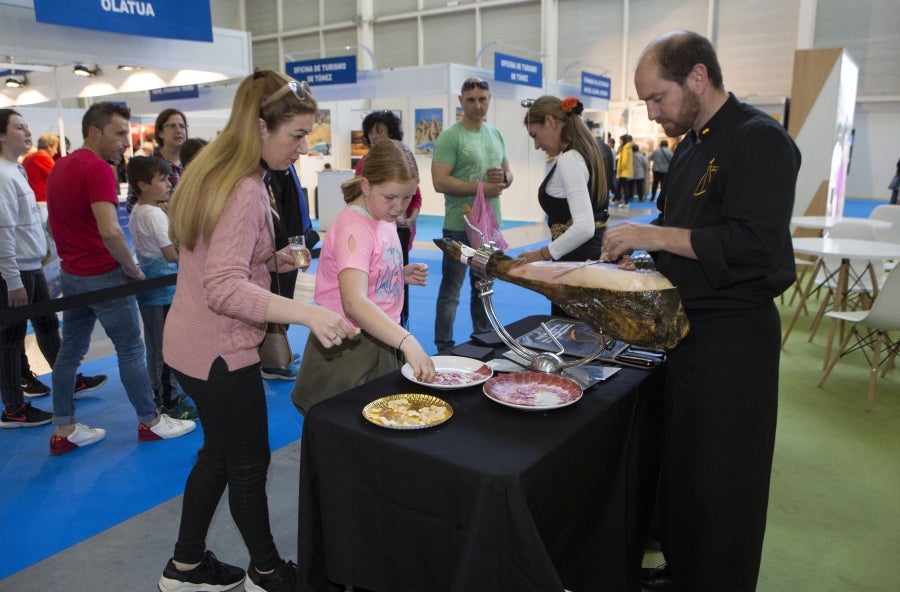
[298,315,663,592]
[783,237,900,365]
[790,215,891,233]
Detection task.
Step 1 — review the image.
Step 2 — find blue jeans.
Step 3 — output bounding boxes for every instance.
[52,268,156,426]
[138,303,179,399]
[434,229,492,352]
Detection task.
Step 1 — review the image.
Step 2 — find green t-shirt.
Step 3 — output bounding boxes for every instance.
[432,121,508,231]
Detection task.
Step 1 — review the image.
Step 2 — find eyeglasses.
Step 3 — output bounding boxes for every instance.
[162,123,187,131]
[461,79,489,92]
[261,79,312,108]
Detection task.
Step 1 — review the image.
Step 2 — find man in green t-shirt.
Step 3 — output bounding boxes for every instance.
[431,78,512,353]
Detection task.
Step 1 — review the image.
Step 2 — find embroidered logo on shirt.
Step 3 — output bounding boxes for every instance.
[694,158,718,196]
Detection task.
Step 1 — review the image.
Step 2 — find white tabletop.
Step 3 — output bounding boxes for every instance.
[790,215,891,231]
[792,237,900,260]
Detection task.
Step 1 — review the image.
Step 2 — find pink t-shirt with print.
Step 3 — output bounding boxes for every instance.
[314,205,404,326]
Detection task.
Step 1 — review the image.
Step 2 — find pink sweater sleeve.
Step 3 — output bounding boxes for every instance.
[203,177,273,325]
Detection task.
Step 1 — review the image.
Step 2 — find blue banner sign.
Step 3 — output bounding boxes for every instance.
[494,52,542,88]
[149,85,200,102]
[33,0,213,42]
[286,56,358,86]
[582,72,611,100]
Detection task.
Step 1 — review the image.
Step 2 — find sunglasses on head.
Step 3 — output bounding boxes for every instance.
[260,78,312,108]
[461,79,489,92]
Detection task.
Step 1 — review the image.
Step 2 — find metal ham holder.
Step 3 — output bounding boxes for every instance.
[462,216,615,374]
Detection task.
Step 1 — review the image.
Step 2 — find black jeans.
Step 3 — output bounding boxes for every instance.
[172,358,279,570]
[0,269,60,410]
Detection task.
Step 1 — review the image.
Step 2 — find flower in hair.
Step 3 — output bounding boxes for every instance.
[561,97,584,115]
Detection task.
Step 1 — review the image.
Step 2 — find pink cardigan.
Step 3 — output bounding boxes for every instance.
[163,176,275,380]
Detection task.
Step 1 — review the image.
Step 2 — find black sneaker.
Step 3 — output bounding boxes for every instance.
[245,560,297,592]
[74,373,107,395]
[157,550,245,592]
[0,402,53,428]
[21,371,50,397]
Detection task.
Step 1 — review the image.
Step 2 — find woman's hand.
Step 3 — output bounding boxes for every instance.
[516,249,545,264]
[306,306,358,348]
[403,263,428,286]
[273,246,300,273]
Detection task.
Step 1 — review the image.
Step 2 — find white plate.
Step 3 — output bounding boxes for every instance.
[401,355,494,390]
[483,371,583,410]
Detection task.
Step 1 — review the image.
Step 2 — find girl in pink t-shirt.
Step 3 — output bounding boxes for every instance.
[292,140,435,414]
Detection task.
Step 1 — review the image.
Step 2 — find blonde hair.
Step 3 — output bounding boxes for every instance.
[168,70,317,250]
[524,95,608,210]
[342,139,418,203]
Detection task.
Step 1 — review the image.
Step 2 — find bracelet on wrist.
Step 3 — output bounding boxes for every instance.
[541,246,552,261]
[398,333,412,349]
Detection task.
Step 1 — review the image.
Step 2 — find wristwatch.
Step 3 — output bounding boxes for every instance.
[503,170,510,185]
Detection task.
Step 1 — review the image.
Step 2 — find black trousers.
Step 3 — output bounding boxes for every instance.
[172,358,280,571]
[397,226,411,328]
[659,303,779,592]
[0,269,60,410]
[651,171,667,199]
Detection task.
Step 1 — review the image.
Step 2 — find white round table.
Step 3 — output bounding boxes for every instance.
[790,216,891,232]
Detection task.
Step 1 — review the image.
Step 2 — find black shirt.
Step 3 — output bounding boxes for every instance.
[655,94,801,309]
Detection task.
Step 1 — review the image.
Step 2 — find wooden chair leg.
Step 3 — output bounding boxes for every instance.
[866,333,884,412]
[808,290,832,342]
[819,327,857,388]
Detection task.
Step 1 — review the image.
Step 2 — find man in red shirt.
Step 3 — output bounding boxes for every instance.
[22,133,58,203]
[45,102,195,455]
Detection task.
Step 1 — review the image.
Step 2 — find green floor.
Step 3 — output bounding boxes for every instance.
[644,298,900,591]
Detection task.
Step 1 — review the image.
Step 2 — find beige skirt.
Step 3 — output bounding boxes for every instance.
[291,330,403,415]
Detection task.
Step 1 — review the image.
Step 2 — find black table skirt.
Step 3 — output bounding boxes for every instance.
[298,315,663,592]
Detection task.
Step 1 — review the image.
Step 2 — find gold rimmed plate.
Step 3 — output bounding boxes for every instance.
[362,393,453,430]
[483,371,583,411]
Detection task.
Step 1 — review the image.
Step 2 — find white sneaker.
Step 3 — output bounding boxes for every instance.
[50,423,106,455]
[139,413,196,442]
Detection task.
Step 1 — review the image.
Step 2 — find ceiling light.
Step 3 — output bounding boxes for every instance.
[73,64,101,77]
[5,74,27,88]
[117,65,143,71]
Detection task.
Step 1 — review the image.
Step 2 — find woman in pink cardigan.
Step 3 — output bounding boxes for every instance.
[157,70,353,592]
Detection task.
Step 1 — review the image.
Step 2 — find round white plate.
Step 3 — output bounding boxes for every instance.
[483,371,583,410]
[401,355,494,390]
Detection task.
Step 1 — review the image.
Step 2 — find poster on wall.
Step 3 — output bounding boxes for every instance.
[350,109,404,159]
[415,108,442,155]
[308,110,332,155]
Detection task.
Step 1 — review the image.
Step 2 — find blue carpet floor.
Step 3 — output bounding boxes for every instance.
[0,200,888,578]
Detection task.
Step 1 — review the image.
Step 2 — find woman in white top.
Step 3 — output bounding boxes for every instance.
[518,96,609,316]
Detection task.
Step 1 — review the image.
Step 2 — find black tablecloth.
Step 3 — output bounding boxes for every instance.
[298,315,663,592]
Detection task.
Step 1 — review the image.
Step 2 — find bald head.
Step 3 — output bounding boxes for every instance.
[637,31,724,91]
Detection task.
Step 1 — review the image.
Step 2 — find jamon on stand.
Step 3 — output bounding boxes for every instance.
[434,239,690,349]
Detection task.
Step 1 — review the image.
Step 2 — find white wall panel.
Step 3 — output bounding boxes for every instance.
[284,0,321,30]
[246,0,279,36]
[374,20,420,69]
[423,12,478,65]
[254,39,280,72]
[324,0,357,24]
[716,1,799,98]
[376,0,418,17]
[479,3,543,68]
[210,0,243,29]
[816,0,900,96]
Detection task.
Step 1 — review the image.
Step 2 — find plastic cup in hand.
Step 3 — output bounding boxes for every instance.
[289,235,310,267]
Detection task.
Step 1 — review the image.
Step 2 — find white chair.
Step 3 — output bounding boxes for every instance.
[869,204,900,244]
[870,204,900,272]
[807,220,886,342]
[819,269,900,410]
